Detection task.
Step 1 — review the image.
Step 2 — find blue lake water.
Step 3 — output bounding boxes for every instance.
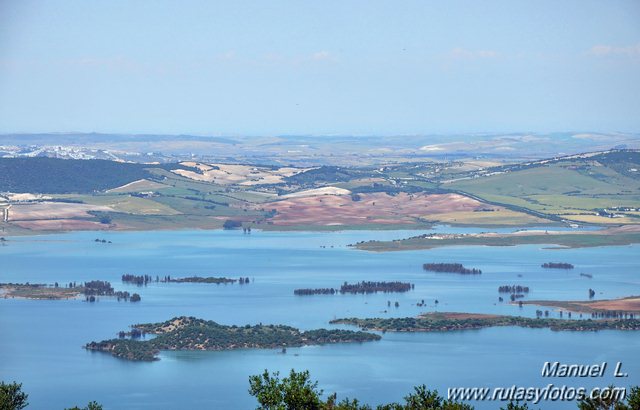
[1,228,639,409]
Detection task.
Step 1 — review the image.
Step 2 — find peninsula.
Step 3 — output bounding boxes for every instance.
[520,296,640,315]
[352,226,640,252]
[330,312,640,332]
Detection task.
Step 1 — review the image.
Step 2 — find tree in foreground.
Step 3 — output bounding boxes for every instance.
[578,386,640,410]
[500,403,530,410]
[249,370,473,410]
[0,382,28,410]
[65,401,103,410]
[249,369,323,410]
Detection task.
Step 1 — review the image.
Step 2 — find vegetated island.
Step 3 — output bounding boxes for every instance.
[294,288,336,295]
[351,226,640,252]
[541,262,574,269]
[0,280,141,302]
[122,274,250,285]
[520,296,640,316]
[423,263,481,274]
[330,312,640,333]
[294,281,413,296]
[84,316,380,361]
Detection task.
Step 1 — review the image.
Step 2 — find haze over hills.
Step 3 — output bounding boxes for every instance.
[1,132,639,166]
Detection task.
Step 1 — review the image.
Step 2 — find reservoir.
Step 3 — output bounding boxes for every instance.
[1,228,639,409]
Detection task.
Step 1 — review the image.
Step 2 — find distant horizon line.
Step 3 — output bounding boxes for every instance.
[1,130,639,138]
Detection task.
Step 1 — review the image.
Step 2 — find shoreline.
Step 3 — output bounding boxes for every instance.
[0,221,599,238]
[1,223,432,237]
[331,312,640,333]
[520,296,640,314]
[352,226,640,252]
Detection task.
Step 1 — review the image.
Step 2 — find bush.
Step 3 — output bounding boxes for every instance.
[223,219,242,230]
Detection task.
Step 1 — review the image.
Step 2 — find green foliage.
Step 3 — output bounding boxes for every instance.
[577,385,639,410]
[89,212,112,225]
[626,387,640,410]
[65,401,103,410]
[223,219,243,229]
[249,369,323,410]
[249,371,474,410]
[325,395,372,410]
[285,166,362,186]
[0,382,28,410]
[0,157,190,193]
[2,373,639,410]
[500,402,530,410]
[331,315,640,333]
[356,232,640,252]
[351,183,426,196]
[447,151,640,219]
[400,385,473,410]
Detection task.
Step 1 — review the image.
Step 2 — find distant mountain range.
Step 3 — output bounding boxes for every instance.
[1,132,639,167]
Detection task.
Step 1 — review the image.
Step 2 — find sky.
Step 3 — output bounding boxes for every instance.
[0,0,639,136]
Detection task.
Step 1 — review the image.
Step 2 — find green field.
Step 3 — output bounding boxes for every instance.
[448,154,640,223]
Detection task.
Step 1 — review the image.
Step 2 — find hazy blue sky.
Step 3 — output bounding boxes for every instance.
[0,0,639,135]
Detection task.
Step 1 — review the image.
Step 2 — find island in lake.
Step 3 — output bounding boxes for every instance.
[330,312,640,332]
[541,262,574,269]
[423,263,481,274]
[122,274,250,285]
[294,281,413,296]
[164,276,249,284]
[85,316,381,361]
[0,281,141,302]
